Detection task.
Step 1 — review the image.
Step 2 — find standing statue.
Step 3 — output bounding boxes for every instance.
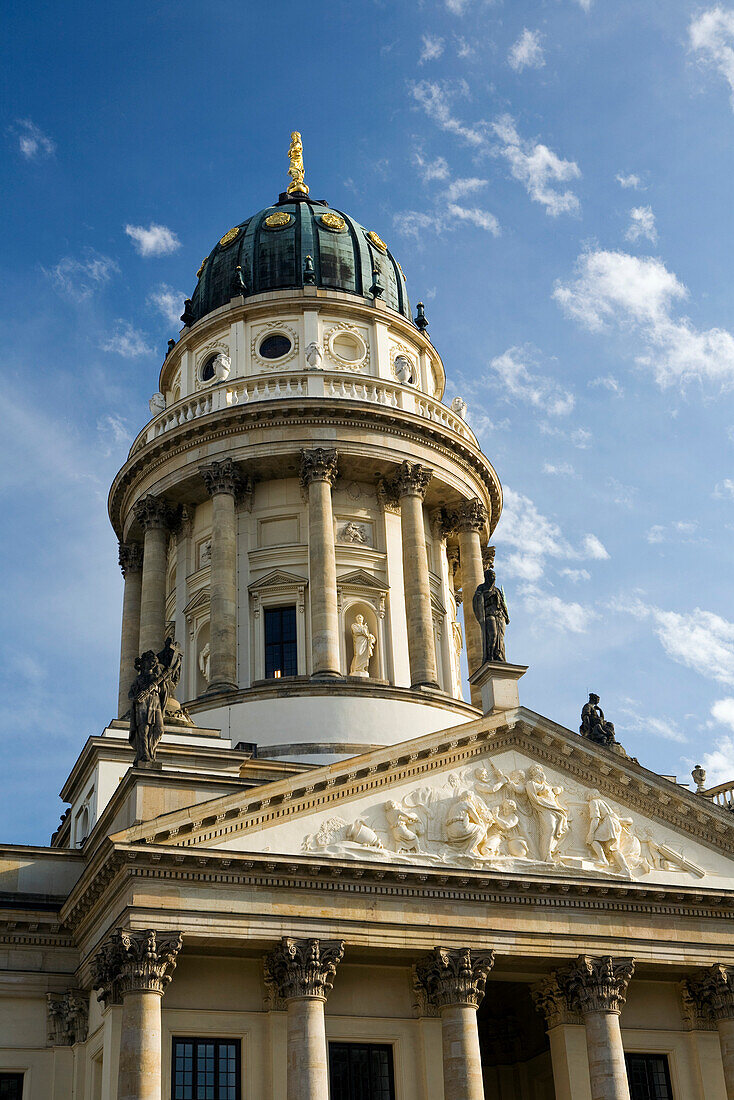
[585,790,632,876]
[128,637,186,765]
[286,131,309,195]
[350,614,376,677]
[198,642,211,684]
[472,559,510,663]
[580,693,617,746]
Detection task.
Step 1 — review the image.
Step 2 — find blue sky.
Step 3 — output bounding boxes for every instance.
[3,0,734,843]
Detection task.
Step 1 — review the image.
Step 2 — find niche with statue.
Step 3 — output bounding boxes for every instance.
[344,603,380,680]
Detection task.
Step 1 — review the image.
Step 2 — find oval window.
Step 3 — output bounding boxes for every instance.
[332,333,364,363]
[259,334,292,360]
[201,354,217,382]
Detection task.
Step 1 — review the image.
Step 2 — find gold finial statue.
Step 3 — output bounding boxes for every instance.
[287,131,309,196]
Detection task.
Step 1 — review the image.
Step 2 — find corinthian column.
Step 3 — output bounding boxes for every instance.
[92,928,183,1100]
[415,947,495,1100]
[532,975,591,1100]
[455,499,488,708]
[118,543,143,717]
[133,496,172,655]
[264,937,345,1100]
[200,459,244,693]
[560,955,635,1100]
[300,449,340,678]
[391,461,438,688]
[685,964,734,1099]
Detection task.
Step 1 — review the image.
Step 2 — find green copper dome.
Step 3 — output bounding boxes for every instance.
[187,194,411,325]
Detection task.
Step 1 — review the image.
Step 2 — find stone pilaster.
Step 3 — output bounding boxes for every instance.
[685,964,734,1100]
[415,947,495,1100]
[200,460,244,692]
[455,498,488,708]
[118,542,143,718]
[559,955,635,1100]
[46,990,89,1046]
[264,937,345,1100]
[388,461,438,688]
[133,495,173,655]
[301,449,341,678]
[92,929,183,1100]
[532,975,590,1100]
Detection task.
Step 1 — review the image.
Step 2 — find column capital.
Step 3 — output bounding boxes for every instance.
[562,955,635,1015]
[263,937,345,1002]
[133,494,173,532]
[454,497,488,534]
[684,963,734,1022]
[92,929,183,1003]
[430,506,455,540]
[391,460,433,500]
[300,447,339,488]
[531,975,582,1029]
[46,990,89,1046]
[200,458,245,498]
[118,542,143,577]
[414,947,495,1010]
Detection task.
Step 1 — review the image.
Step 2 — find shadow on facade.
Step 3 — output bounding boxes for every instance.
[478,981,555,1099]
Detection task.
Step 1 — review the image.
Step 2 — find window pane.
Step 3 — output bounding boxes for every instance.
[172,1038,240,1100]
[328,1043,395,1100]
[626,1054,673,1100]
[0,1075,25,1100]
[265,606,297,678]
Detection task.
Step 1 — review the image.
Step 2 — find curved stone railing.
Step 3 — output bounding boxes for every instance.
[129,371,477,456]
[704,780,734,811]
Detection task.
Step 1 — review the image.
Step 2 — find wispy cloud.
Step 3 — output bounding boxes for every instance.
[625,205,657,244]
[519,585,597,633]
[492,115,581,216]
[45,250,119,302]
[148,284,186,326]
[589,375,624,395]
[714,478,734,499]
[396,160,499,239]
[508,29,545,72]
[554,249,734,389]
[620,596,734,686]
[646,520,698,544]
[543,461,576,476]
[615,702,688,744]
[101,321,153,358]
[420,34,445,63]
[689,7,734,109]
[490,346,574,416]
[494,486,608,582]
[616,172,644,190]
[125,223,181,257]
[11,118,55,159]
[411,80,488,147]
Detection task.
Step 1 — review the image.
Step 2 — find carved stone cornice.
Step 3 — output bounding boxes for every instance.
[454,497,488,534]
[91,928,183,1003]
[414,946,495,1009]
[531,975,582,1029]
[47,990,88,1046]
[300,447,339,489]
[133,494,174,533]
[118,542,143,577]
[561,955,635,1016]
[390,460,433,500]
[263,937,345,1001]
[200,458,245,499]
[684,963,734,1023]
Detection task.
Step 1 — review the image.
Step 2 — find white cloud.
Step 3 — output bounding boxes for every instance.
[646,520,698,544]
[625,205,657,244]
[575,0,592,9]
[560,567,591,582]
[494,486,609,582]
[490,346,574,416]
[700,699,734,784]
[125,223,181,257]
[714,478,734,499]
[554,249,734,389]
[101,321,153,358]
[395,171,499,238]
[508,29,545,71]
[411,81,488,147]
[447,203,500,234]
[420,34,445,63]
[605,477,637,508]
[689,7,734,108]
[148,284,186,326]
[45,251,118,302]
[539,422,592,448]
[414,151,450,183]
[615,703,688,744]
[624,598,734,686]
[96,413,133,455]
[492,115,581,216]
[589,375,624,395]
[712,697,734,729]
[12,118,55,159]
[616,173,643,190]
[456,37,474,58]
[543,461,576,476]
[519,585,597,633]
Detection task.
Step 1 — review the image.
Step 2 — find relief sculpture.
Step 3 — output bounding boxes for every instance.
[299,752,705,881]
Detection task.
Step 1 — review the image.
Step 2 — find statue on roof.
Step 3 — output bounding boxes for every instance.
[580,693,617,747]
[287,131,309,196]
[128,637,189,765]
[472,548,510,663]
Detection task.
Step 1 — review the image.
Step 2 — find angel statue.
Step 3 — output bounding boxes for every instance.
[287,131,309,195]
[128,637,187,765]
[472,555,510,663]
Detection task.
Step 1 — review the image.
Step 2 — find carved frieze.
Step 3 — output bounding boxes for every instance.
[46,990,88,1046]
[414,946,495,1009]
[263,937,345,1001]
[300,447,339,489]
[92,928,183,1004]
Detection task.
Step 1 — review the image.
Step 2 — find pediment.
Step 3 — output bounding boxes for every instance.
[182,588,210,616]
[119,709,734,891]
[248,569,308,592]
[336,569,388,592]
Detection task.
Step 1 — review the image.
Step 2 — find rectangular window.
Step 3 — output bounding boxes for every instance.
[264,605,297,678]
[0,1076,24,1100]
[171,1038,240,1100]
[329,1043,395,1100]
[626,1053,674,1100]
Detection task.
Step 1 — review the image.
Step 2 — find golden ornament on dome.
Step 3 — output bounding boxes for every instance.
[218,226,240,247]
[366,230,387,253]
[196,257,208,279]
[320,212,346,232]
[264,211,292,229]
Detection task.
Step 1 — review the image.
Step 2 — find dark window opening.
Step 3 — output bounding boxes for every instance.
[264,606,297,678]
[172,1038,240,1100]
[626,1053,674,1100]
[201,354,217,382]
[329,1043,395,1100]
[259,333,292,359]
[0,1075,25,1100]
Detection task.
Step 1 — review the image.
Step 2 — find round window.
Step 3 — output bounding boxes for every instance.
[332,332,364,363]
[259,333,293,360]
[200,354,217,382]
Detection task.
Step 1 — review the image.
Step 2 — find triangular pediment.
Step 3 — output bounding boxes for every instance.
[337,569,388,592]
[248,569,308,591]
[117,708,734,890]
[182,588,210,617]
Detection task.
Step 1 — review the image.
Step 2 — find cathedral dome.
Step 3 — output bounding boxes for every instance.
[188,195,411,326]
